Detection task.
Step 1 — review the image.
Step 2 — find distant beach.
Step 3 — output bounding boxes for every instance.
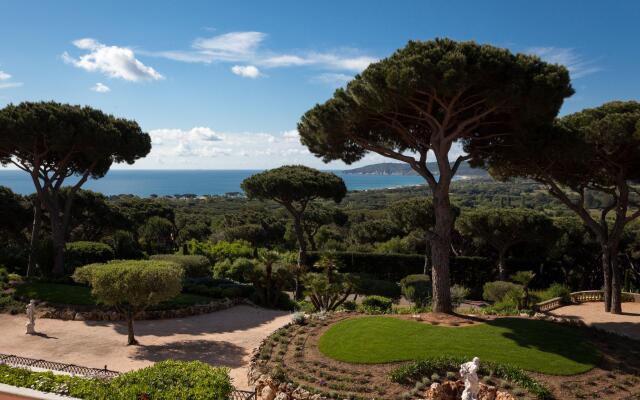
[0,169,433,197]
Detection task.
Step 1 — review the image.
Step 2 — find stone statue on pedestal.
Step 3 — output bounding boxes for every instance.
[460,357,480,400]
[25,300,36,334]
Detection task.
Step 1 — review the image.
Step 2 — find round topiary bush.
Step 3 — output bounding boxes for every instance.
[482,281,523,303]
[150,254,211,278]
[360,295,393,314]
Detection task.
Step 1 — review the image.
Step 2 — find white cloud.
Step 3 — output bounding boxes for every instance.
[63,38,164,82]
[231,65,261,78]
[0,69,21,89]
[311,72,352,87]
[91,82,111,93]
[151,31,376,75]
[527,47,600,79]
[0,82,22,89]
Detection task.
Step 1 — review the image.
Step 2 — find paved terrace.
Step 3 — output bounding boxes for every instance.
[0,305,291,390]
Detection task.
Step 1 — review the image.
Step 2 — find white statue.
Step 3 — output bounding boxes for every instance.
[25,300,36,334]
[460,357,480,400]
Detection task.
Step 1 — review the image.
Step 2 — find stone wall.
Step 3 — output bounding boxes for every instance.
[38,298,243,321]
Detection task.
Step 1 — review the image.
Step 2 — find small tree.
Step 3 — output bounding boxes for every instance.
[0,102,151,275]
[73,260,182,345]
[510,270,536,309]
[298,39,572,312]
[241,165,347,299]
[304,253,355,311]
[244,249,292,308]
[456,208,555,280]
[138,216,175,255]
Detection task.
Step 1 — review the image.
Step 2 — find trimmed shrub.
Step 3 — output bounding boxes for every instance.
[150,254,211,279]
[184,239,253,263]
[400,274,432,308]
[183,277,254,299]
[0,360,233,400]
[360,295,393,314]
[65,241,115,273]
[483,281,523,303]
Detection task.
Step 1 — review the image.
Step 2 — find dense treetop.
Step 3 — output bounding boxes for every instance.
[298,38,573,170]
[241,165,347,205]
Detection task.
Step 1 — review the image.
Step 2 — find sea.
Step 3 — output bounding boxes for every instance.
[0,169,429,197]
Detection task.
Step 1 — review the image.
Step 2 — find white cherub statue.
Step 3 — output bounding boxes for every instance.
[25,299,36,334]
[460,357,480,400]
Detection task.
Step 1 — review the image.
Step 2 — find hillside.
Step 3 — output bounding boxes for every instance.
[343,161,488,178]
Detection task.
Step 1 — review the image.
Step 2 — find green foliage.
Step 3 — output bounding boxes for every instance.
[388,356,552,399]
[15,282,96,305]
[359,295,393,314]
[0,361,232,400]
[540,283,572,303]
[64,241,115,273]
[184,240,253,264]
[245,250,294,308]
[212,257,256,282]
[102,230,144,260]
[483,281,523,303]
[400,274,432,307]
[350,219,401,244]
[150,254,211,279]
[354,274,401,299]
[138,216,175,255]
[374,236,414,254]
[183,277,254,299]
[450,284,470,306]
[303,272,354,311]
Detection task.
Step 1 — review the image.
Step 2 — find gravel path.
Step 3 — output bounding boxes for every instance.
[549,301,640,340]
[0,305,291,390]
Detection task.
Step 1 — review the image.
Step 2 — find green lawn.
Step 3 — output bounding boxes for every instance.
[14,282,213,308]
[318,316,600,375]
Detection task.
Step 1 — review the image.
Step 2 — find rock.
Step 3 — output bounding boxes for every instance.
[424,381,459,400]
[495,392,516,400]
[73,312,85,321]
[478,383,497,400]
[260,385,276,400]
[274,393,288,400]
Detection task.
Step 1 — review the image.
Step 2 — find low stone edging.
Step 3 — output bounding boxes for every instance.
[37,297,244,321]
[534,290,639,312]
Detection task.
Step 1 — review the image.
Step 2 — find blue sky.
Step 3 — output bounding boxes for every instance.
[1,1,639,169]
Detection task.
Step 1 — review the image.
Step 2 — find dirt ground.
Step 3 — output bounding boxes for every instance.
[0,305,291,390]
[550,301,640,340]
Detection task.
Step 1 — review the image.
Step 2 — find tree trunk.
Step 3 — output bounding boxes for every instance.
[50,209,66,276]
[27,201,42,277]
[601,244,612,312]
[292,216,307,300]
[609,247,622,314]
[498,248,507,281]
[126,310,138,346]
[423,240,430,275]
[430,188,453,313]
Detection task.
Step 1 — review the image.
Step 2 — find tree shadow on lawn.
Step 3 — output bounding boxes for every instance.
[130,339,248,368]
[485,318,640,375]
[82,305,287,337]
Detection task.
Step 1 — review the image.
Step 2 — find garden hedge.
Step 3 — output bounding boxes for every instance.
[308,252,492,291]
[150,254,211,278]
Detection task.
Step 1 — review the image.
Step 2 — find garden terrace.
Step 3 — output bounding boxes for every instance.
[251,313,640,400]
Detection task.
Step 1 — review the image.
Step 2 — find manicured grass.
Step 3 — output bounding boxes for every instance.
[318,316,600,375]
[14,282,213,308]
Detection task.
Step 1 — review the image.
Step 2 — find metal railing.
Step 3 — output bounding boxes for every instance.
[0,353,119,378]
[0,353,257,399]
